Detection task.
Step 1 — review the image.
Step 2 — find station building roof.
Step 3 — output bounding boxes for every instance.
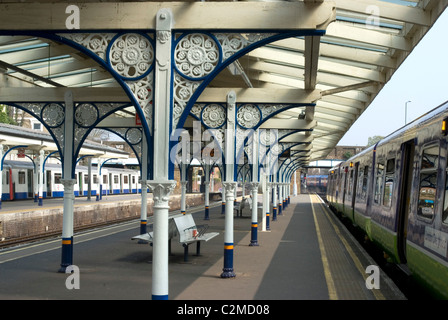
[0,0,446,168]
[0,122,129,161]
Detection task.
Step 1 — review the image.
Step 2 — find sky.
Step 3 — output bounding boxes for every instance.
[337,8,448,146]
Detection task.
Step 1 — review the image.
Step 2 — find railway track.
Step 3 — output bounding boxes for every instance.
[0,215,140,250]
[0,198,222,251]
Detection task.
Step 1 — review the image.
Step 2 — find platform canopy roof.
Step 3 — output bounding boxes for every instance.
[0,0,446,168]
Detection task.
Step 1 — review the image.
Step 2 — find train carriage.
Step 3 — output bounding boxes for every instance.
[327,100,448,299]
[2,160,35,200]
[350,147,375,238]
[0,160,141,200]
[305,175,328,194]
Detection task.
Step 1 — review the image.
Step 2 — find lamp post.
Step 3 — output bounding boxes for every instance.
[405,100,411,125]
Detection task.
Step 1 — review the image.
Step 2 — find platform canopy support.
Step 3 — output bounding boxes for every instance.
[0,0,386,299]
[148,9,177,300]
[176,129,190,215]
[179,130,189,215]
[139,133,149,235]
[203,162,211,220]
[221,91,237,278]
[59,90,76,273]
[38,150,45,206]
[249,129,260,246]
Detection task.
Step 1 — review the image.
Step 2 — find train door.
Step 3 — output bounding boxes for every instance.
[27,169,33,198]
[46,170,52,197]
[78,172,83,196]
[351,162,359,211]
[342,167,348,206]
[396,139,415,264]
[109,173,113,195]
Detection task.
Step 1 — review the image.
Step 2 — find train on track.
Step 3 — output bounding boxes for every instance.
[327,100,448,299]
[305,174,328,195]
[1,160,141,200]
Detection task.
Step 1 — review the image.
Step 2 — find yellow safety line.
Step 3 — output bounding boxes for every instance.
[310,195,338,300]
[312,194,386,300]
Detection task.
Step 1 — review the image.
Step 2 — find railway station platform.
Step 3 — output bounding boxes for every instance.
[0,193,406,303]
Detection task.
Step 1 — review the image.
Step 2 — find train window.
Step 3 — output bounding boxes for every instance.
[54,173,62,184]
[383,159,395,207]
[421,146,439,169]
[443,170,448,224]
[418,145,439,219]
[18,171,26,184]
[93,174,98,184]
[361,166,369,200]
[103,175,108,184]
[383,181,393,207]
[114,175,119,184]
[347,170,354,197]
[124,176,128,184]
[357,168,364,196]
[84,175,89,184]
[386,159,395,173]
[374,160,384,204]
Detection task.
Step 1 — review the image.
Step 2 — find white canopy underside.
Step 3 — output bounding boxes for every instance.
[0,0,446,168]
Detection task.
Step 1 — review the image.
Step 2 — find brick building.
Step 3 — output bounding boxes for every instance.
[325,145,366,161]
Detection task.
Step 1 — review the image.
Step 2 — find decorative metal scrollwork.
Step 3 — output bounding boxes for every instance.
[75,103,98,128]
[174,33,220,80]
[41,103,65,128]
[216,33,276,62]
[108,33,154,80]
[126,128,142,145]
[259,129,277,146]
[237,104,261,129]
[61,33,115,60]
[201,104,226,129]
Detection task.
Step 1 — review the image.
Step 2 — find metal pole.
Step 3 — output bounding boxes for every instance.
[96,158,101,201]
[180,180,187,214]
[221,183,225,214]
[261,173,267,231]
[249,182,259,246]
[405,100,411,125]
[150,8,176,300]
[250,129,259,246]
[38,149,44,206]
[293,170,297,196]
[204,163,210,220]
[87,157,92,200]
[139,134,148,235]
[180,132,189,215]
[59,90,75,273]
[272,181,277,221]
[0,144,3,209]
[204,181,210,220]
[221,91,236,278]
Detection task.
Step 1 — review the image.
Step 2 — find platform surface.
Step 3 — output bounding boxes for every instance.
[0,193,406,301]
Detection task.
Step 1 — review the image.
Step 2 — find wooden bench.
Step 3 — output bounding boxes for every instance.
[173,214,219,262]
